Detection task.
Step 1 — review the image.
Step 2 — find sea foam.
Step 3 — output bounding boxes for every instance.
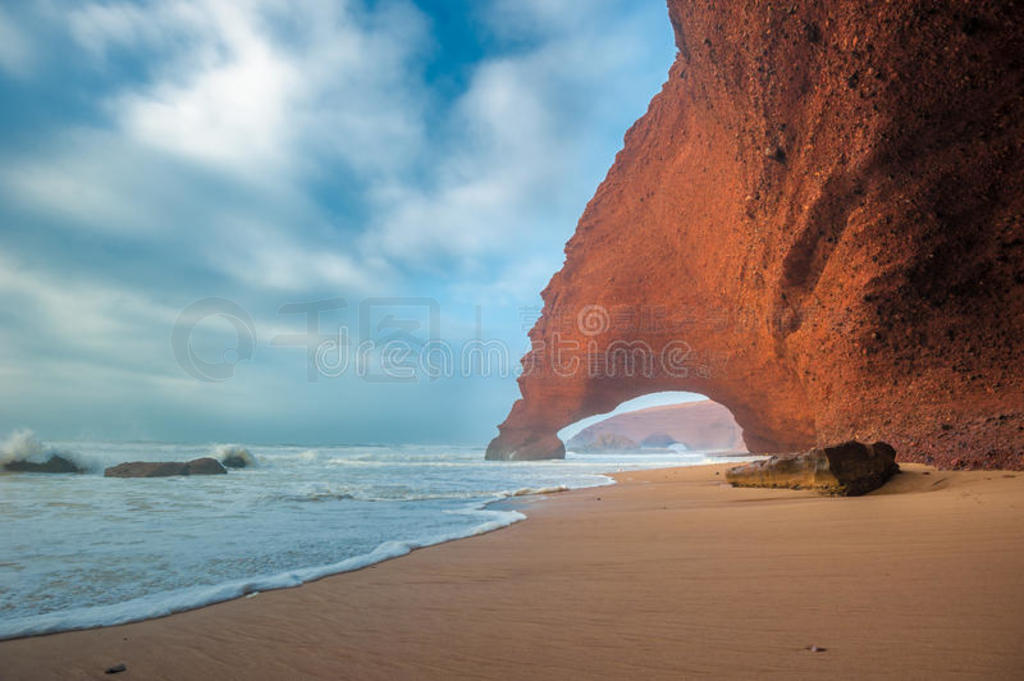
[0,501,524,640]
[0,442,737,641]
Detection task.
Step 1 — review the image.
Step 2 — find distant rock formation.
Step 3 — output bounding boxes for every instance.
[3,455,82,474]
[640,433,677,449]
[726,441,899,496]
[104,458,227,478]
[487,0,1024,469]
[570,432,640,453]
[567,400,742,453]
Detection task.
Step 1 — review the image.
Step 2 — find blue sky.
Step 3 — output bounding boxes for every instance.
[0,0,677,445]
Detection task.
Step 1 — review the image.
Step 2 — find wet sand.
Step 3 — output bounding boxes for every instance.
[4,463,1024,680]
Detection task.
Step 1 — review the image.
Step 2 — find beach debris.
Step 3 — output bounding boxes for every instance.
[805,645,828,653]
[726,441,899,496]
[105,663,127,674]
[104,458,227,478]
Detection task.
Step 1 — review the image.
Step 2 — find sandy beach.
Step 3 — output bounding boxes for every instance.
[3,463,1023,680]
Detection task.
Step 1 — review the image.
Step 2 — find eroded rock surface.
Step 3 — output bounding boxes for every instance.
[726,441,899,496]
[487,0,1024,468]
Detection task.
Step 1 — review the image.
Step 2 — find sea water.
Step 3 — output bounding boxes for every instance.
[0,440,747,639]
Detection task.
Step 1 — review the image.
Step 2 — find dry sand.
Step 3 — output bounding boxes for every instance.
[3,463,1023,680]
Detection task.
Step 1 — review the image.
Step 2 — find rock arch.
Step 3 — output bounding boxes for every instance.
[487,0,1024,468]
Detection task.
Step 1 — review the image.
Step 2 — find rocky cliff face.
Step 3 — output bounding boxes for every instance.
[487,0,1024,468]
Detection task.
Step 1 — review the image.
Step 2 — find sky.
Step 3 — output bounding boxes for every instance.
[0,0,680,445]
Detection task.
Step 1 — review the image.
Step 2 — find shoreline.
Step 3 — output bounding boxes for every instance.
[4,462,1024,679]
[0,480,588,641]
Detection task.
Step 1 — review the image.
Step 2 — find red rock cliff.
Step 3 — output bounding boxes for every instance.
[487,0,1024,468]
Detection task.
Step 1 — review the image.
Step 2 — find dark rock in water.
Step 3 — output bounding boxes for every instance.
[221,454,248,468]
[104,458,227,478]
[3,455,82,474]
[726,441,899,496]
[105,461,188,477]
[186,457,227,475]
[216,445,255,468]
[105,663,127,674]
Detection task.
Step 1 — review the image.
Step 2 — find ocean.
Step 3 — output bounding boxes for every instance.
[0,439,748,640]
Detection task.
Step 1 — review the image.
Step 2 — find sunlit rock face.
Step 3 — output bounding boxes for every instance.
[487,0,1024,469]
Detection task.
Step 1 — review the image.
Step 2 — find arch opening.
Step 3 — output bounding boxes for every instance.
[557,391,745,456]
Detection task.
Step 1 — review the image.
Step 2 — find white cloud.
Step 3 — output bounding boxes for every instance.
[117,33,299,172]
[2,0,670,297]
[68,2,162,55]
[69,0,430,180]
[0,0,675,440]
[2,154,147,232]
[0,252,178,353]
[363,3,671,269]
[0,6,34,77]
[202,216,387,293]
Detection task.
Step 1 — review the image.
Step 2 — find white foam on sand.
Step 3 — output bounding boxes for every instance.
[0,502,525,640]
[1,441,734,641]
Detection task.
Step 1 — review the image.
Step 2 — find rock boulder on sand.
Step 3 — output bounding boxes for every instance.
[726,442,899,496]
[3,455,82,474]
[104,458,227,478]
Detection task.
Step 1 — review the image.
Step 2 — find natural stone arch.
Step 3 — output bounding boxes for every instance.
[485,303,816,460]
[486,0,1024,467]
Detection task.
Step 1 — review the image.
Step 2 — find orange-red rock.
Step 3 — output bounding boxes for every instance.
[487,0,1024,468]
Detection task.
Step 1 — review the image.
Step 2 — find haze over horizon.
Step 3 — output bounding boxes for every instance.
[0,0,678,445]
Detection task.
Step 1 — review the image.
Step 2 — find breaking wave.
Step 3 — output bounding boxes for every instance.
[0,429,93,472]
[213,444,257,467]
